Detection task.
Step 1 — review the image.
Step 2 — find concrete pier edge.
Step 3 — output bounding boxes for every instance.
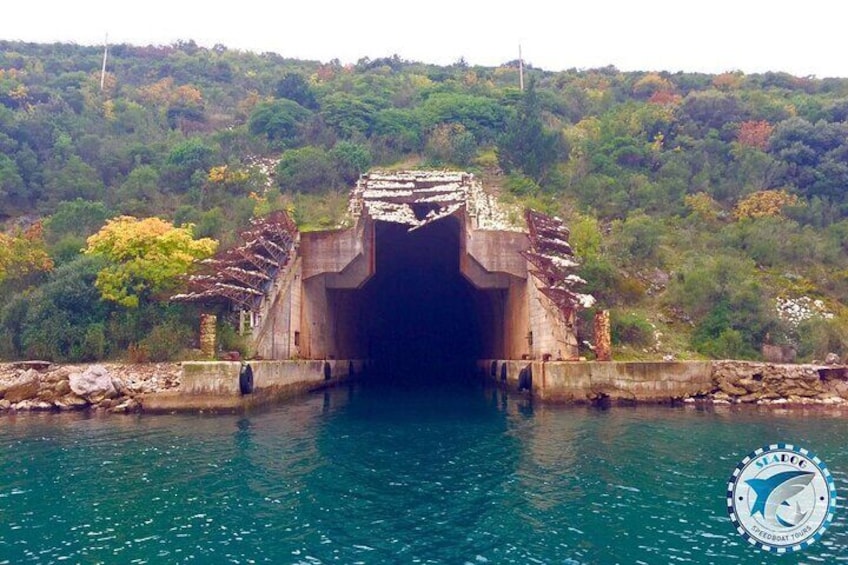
[141,359,365,413]
[140,358,848,412]
[478,359,848,406]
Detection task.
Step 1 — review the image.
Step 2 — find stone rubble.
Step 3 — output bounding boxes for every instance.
[0,362,181,414]
[695,360,848,407]
[349,170,525,232]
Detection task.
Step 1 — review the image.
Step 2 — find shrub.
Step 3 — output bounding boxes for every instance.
[504,173,541,197]
[695,328,753,359]
[611,312,654,347]
[796,316,848,361]
[127,343,149,364]
[691,301,763,359]
[139,321,193,361]
[276,146,342,193]
[218,323,251,358]
[78,323,107,361]
[612,212,663,263]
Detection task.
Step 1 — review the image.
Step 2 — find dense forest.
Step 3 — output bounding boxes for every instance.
[0,40,846,362]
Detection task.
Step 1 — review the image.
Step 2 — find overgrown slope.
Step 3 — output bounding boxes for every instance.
[0,41,845,361]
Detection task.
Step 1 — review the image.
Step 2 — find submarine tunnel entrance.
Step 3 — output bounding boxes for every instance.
[328,217,505,379]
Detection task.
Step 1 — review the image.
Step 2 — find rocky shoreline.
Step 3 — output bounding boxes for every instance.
[692,360,848,407]
[0,362,180,413]
[3,359,848,414]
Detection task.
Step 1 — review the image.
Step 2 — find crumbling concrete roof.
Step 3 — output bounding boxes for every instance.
[522,209,596,311]
[171,210,298,310]
[350,170,523,231]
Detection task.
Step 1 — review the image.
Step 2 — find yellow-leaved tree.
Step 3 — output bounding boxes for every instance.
[733,189,800,220]
[0,222,54,290]
[84,216,217,308]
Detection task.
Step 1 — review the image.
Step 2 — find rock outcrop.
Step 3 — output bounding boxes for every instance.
[69,365,121,403]
[697,361,848,406]
[0,362,180,413]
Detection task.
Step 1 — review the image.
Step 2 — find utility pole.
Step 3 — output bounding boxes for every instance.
[100,33,108,91]
[519,44,524,91]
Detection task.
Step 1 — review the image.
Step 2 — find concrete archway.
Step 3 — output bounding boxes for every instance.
[251,172,586,374]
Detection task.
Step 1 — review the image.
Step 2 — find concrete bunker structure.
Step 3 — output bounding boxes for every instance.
[176,171,593,380]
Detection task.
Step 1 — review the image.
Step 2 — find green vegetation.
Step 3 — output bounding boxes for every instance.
[0,42,846,361]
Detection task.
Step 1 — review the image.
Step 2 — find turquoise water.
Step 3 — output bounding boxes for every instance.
[1,380,847,564]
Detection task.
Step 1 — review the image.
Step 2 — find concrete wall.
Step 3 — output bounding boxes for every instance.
[527,282,578,360]
[301,275,331,359]
[464,228,528,279]
[480,360,714,403]
[254,258,302,360]
[503,278,530,360]
[155,360,365,411]
[182,361,242,395]
[301,223,374,288]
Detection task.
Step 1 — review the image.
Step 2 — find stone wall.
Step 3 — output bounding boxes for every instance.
[709,361,848,405]
[480,359,848,406]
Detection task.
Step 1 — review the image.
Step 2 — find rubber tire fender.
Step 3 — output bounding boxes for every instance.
[239,363,254,395]
[518,365,532,392]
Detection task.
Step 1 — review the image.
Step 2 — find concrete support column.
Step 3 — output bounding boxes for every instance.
[200,313,217,359]
[594,310,611,362]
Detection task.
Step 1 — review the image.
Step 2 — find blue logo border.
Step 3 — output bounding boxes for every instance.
[726,443,837,553]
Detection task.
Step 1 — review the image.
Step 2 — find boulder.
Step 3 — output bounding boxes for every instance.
[69,365,124,403]
[109,398,139,413]
[762,344,797,363]
[54,394,89,410]
[3,369,40,403]
[825,352,841,365]
[37,387,59,404]
[716,378,747,396]
[54,379,71,396]
[13,399,52,411]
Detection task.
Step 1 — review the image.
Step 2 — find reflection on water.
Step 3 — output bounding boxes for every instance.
[0,379,846,564]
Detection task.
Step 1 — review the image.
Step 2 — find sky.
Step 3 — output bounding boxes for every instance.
[2,0,847,78]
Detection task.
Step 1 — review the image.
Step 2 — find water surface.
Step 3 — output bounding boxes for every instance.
[1,379,846,564]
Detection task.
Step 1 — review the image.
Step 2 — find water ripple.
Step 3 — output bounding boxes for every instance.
[0,383,846,563]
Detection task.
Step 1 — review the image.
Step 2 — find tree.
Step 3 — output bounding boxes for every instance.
[371,108,423,153]
[0,153,25,210]
[733,189,799,220]
[331,141,372,184]
[8,255,114,361]
[320,93,380,138]
[736,120,774,150]
[418,92,505,142]
[162,138,216,190]
[43,198,111,243]
[424,123,477,166]
[274,73,318,109]
[497,81,563,183]
[769,117,848,203]
[276,146,342,193]
[248,99,312,144]
[0,222,54,293]
[43,155,105,203]
[84,216,217,308]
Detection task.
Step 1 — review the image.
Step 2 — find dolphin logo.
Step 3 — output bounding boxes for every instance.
[745,470,815,528]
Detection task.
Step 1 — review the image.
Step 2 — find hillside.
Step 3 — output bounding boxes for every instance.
[0,40,846,362]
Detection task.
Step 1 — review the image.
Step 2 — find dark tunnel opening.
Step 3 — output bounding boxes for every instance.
[359,218,487,381]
